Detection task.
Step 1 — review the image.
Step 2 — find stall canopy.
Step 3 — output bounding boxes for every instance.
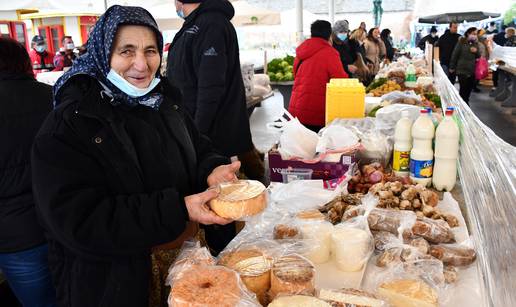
[418,11,502,24]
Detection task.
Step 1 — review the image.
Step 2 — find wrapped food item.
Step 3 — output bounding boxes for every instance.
[407,237,430,255]
[273,224,300,240]
[331,218,374,272]
[428,244,476,266]
[376,247,402,267]
[209,180,267,220]
[443,266,459,284]
[367,208,416,236]
[269,254,316,300]
[377,279,438,307]
[373,231,398,252]
[299,221,334,264]
[411,217,455,244]
[319,288,387,307]
[167,242,260,307]
[296,210,326,221]
[268,295,331,307]
[218,249,273,305]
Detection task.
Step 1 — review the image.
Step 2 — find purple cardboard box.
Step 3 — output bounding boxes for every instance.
[268,149,356,182]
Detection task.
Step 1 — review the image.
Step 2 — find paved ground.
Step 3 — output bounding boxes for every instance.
[467,85,516,146]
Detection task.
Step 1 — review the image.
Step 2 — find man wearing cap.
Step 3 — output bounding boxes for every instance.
[332,20,358,77]
[53,36,77,71]
[417,26,439,50]
[167,0,264,255]
[28,35,55,75]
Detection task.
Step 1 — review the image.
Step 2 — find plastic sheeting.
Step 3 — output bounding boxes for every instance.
[490,43,516,68]
[433,61,516,307]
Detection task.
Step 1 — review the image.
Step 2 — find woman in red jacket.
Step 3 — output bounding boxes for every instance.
[289,20,348,132]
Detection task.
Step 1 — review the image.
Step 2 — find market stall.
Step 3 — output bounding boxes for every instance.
[165,51,515,306]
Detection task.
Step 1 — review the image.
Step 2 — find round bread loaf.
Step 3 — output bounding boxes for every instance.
[209,180,267,220]
[269,254,315,300]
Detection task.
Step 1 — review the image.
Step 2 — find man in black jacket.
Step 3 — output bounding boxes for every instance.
[417,26,439,50]
[0,38,56,306]
[167,0,264,253]
[436,22,461,84]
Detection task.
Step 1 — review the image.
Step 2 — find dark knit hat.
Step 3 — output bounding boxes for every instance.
[178,0,205,3]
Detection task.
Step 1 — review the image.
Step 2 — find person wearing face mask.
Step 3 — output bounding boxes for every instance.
[449,27,481,104]
[53,36,77,71]
[167,0,266,256]
[332,20,358,77]
[436,22,461,84]
[289,20,348,132]
[31,6,238,307]
[485,21,498,35]
[417,26,439,51]
[28,35,55,76]
[380,28,395,62]
[364,27,386,76]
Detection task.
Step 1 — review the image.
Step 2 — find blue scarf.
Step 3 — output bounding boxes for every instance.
[53,5,164,109]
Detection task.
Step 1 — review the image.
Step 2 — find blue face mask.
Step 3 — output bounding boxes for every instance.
[35,45,46,53]
[337,33,348,41]
[177,8,185,19]
[106,69,161,98]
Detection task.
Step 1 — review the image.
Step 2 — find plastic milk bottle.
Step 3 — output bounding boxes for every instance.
[393,111,413,177]
[405,63,417,88]
[410,109,435,186]
[433,108,460,191]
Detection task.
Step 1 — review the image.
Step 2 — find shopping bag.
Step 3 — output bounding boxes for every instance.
[475,57,488,80]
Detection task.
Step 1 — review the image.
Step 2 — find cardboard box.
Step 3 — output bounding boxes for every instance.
[268,149,356,183]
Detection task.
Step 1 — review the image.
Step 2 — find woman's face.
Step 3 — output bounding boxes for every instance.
[110,25,160,88]
[373,28,380,38]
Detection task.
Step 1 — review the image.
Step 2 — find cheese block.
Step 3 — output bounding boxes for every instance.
[218,249,271,305]
[318,288,385,307]
[299,221,334,264]
[377,279,438,307]
[331,226,372,272]
[209,180,266,220]
[268,295,331,307]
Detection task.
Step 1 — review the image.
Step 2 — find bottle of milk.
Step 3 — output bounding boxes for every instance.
[410,109,435,187]
[433,108,460,191]
[405,63,417,88]
[393,111,413,177]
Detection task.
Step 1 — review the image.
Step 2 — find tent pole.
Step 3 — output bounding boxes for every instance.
[329,0,335,24]
[104,0,108,11]
[296,0,303,43]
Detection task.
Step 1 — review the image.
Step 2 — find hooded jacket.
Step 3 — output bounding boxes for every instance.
[289,37,348,126]
[417,33,439,50]
[436,30,461,65]
[0,72,52,253]
[167,0,253,157]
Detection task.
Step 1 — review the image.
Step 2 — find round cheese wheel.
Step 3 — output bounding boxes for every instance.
[209,180,266,220]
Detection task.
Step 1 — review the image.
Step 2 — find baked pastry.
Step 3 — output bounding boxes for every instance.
[270,254,315,300]
[296,210,326,221]
[319,288,385,307]
[273,224,300,240]
[377,279,438,307]
[209,180,267,220]
[218,249,271,305]
[268,295,331,307]
[428,244,476,266]
[169,265,241,307]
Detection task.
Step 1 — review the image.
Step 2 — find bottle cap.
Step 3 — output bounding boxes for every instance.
[420,109,428,114]
[445,109,454,116]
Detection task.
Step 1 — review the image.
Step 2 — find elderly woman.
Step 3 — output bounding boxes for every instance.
[31,5,237,307]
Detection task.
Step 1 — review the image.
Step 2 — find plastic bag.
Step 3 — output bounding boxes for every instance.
[380,90,421,104]
[167,241,261,307]
[297,220,335,264]
[268,111,319,160]
[475,57,489,80]
[316,125,360,154]
[209,180,267,221]
[269,253,316,300]
[253,74,270,87]
[375,104,421,135]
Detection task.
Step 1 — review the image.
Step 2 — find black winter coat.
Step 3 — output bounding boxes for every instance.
[167,0,253,157]
[417,34,439,51]
[0,73,52,253]
[381,36,395,62]
[436,30,461,65]
[31,75,229,307]
[333,40,356,76]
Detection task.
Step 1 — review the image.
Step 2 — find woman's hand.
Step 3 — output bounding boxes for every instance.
[348,65,358,73]
[470,46,478,53]
[184,189,232,225]
[207,161,241,187]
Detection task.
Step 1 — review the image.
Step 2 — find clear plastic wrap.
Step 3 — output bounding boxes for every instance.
[490,43,516,67]
[167,241,260,307]
[269,254,316,300]
[428,243,477,267]
[331,217,374,272]
[318,288,389,307]
[268,295,331,307]
[209,180,267,221]
[434,61,516,306]
[298,220,334,264]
